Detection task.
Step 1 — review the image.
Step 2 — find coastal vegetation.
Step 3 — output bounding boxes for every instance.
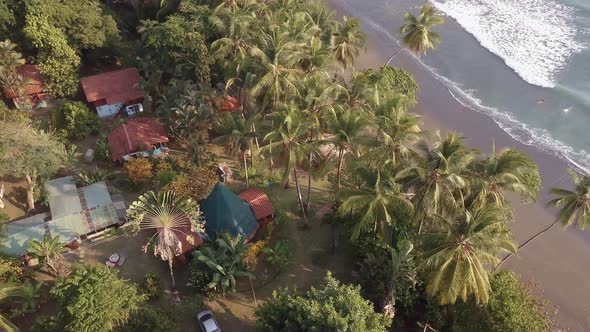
[0,0,573,331]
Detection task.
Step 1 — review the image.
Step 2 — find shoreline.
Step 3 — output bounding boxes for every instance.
[328,0,590,330]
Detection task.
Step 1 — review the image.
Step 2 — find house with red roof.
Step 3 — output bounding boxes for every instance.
[107,117,169,162]
[239,188,275,224]
[80,68,144,118]
[3,65,49,108]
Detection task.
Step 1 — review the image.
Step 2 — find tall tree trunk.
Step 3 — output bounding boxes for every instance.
[386,47,403,66]
[305,153,312,211]
[25,172,36,212]
[372,218,379,240]
[243,152,249,188]
[381,276,396,319]
[168,258,176,289]
[249,140,255,168]
[494,219,560,272]
[293,167,309,227]
[336,149,344,196]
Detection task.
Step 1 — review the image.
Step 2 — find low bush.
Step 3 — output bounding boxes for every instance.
[424,271,551,332]
[163,166,217,201]
[242,240,266,271]
[187,259,213,294]
[0,212,9,223]
[141,272,161,300]
[0,255,26,282]
[122,306,175,332]
[123,158,153,184]
[76,168,111,186]
[94,135,111,162]
[263,240,290,272]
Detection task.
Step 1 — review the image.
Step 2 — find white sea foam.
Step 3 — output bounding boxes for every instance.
[348,2,590,175]
[431,0,584,88]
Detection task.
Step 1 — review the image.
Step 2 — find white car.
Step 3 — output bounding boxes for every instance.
[125,103,143,117]
[196,310,221,332]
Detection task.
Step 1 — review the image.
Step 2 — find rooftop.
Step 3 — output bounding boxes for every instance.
[80,67,144,105]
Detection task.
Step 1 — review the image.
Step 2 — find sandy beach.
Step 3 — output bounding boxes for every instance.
[328,1,590,330]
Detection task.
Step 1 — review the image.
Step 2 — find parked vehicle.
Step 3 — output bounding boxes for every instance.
[196,310,221,332]
[125,103,143,117]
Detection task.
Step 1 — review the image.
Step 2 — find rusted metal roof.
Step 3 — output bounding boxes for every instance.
[80,68,144,105]
[107,117,169,161]
[239,188,274,220]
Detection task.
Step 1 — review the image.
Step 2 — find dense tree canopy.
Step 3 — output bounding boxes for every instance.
[0,121,67,211]
[255,273,391,331]
[51,264,145,332]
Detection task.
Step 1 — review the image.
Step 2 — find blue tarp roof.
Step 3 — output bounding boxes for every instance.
[201,183,257,240]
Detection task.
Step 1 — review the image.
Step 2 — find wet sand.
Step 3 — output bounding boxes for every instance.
[328,1,590,330]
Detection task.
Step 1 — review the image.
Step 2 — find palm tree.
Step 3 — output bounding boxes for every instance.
[405,132,475,233]
[330,16,366,69]
[386,3,444,65]
[469,144,540,210]
[210,7,256,74]
[193,233,253,294]
[326,106,370,196]
[365,94,423,167]
[127,191,204,289]
[263,107,312,226]
[27,235,68,277]
[420,203,516,304]
[214,113,259,187]
[339,166,413,240]
[495,172,590,271]
[248,26,303,112]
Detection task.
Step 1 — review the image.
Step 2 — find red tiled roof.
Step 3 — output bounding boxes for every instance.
[173,227,204,254]
[107,118,169,161]
[3,65,47,98]
[80,68,144,105]
[239,188,274,220]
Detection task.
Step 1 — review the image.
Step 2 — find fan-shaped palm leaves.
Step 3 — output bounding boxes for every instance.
[127,190,204,289]
[339,166,413,240]
[420,203,516,304]
[387,3,444,65]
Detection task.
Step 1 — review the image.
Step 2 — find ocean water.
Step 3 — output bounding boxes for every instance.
[332,0,590,173]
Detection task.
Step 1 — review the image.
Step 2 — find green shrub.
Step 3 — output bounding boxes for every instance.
[76,168,111,186]
[31,315,63,332]
[0,255,26,282]
[263,240,290,272]
[94,135,111,162]
[242,240,266,271]
[141,272,161,300]
[187,259,213,293]
[122,306,175,332]
[425,271,551,332]
[0,212,9,223]
[157,170,176,187]
[52,101,100,139]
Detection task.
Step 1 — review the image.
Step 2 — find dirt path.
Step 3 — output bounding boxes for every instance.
[206,172,348,331]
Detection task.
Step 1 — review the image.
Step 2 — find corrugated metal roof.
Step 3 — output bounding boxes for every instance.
[80,67,144,105]
[239,188,275,220]
[107,117,169,161]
